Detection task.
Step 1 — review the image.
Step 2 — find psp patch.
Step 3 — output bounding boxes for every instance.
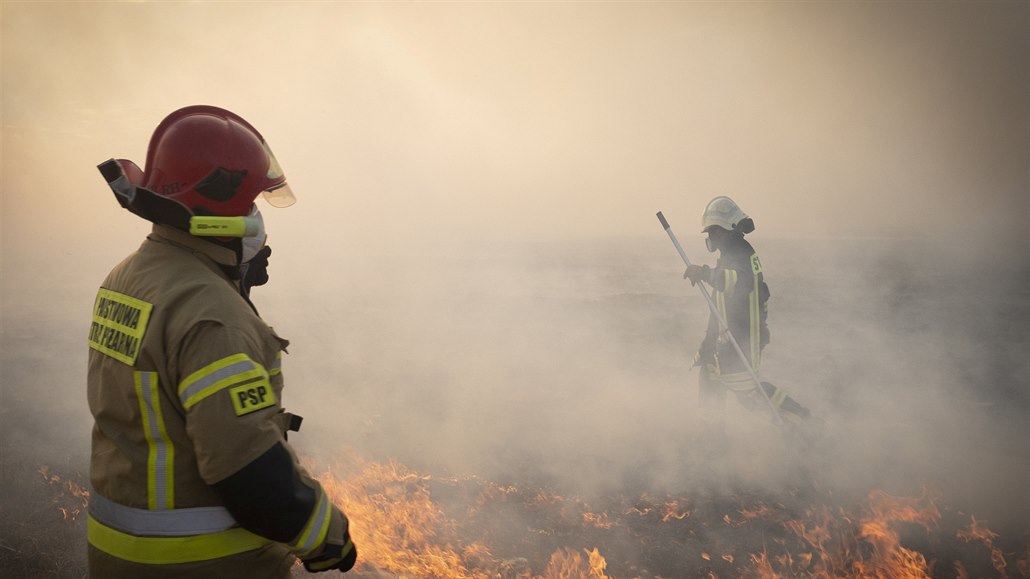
[229,381,277,416]
[89,288,154,365]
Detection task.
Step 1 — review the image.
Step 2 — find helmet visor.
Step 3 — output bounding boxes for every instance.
[262,182,296,208]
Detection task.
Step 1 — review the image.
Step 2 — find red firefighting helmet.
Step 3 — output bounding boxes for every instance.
[141,105,295,217]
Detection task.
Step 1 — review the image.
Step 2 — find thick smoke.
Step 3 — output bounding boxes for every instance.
[2,1,1027,576]
[273,227,1029,534]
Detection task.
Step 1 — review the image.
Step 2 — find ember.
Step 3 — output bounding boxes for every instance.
[38,465,90,521]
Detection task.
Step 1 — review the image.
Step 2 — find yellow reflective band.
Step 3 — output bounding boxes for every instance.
[189,216,248,237]
[718,371,755,391]
[749,253,762,370]
[269,351,282,377]
[290,487,331,557]
[88,289,153,365]
[178,354,269,411]
[723,269,738,295]
[136,372,175,510]
[88,515,270,565]
[749,290,761,369]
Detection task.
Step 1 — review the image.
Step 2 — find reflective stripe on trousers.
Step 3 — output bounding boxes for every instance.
[88,492,270,565]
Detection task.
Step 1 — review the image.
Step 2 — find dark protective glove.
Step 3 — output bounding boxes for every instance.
[241,245,271,297]
[683,264,710,286]
[303,532,358,573]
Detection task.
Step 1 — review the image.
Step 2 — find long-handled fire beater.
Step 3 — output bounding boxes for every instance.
[656,211,785,427]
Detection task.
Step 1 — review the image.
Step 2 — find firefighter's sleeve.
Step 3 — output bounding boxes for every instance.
[211,443,356,571]
[709,264,739,293]
[176,322,356,570]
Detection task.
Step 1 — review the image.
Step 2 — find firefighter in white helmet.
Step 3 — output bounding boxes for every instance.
[683,196,812,450]
[87,106,357,577]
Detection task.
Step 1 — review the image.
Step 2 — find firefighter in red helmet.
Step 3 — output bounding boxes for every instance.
[88,106,357,577]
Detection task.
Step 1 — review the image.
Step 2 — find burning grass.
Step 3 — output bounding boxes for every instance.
[313,453,1030,578]
[12,456,1030,579]
[0,463,90,578]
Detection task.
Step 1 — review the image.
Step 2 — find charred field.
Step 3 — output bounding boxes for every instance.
[2,235,1028,578]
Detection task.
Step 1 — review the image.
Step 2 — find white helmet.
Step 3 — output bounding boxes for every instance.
[701,196,752,233]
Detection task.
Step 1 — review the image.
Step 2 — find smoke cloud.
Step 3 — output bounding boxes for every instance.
[2,1,1027,574]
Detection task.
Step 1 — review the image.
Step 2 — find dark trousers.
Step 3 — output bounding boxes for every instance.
[698,366,810,445]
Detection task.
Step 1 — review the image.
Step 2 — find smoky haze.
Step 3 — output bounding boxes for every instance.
[2,0,1028,574]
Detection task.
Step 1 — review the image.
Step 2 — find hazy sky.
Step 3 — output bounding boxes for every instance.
[2,0,1027,265]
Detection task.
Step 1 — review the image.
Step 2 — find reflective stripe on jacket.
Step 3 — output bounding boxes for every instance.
[85,491,296,567]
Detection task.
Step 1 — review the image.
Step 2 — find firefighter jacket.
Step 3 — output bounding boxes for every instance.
[87,224,351,578]
[698,235,770,389]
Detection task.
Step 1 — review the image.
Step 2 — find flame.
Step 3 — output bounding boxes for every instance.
[750,550,778,577]
[660,499,690,522]
[312,454,1029,578]
[738,502,775,521]
[1019,546,1030,577]
[318,459,474,577]
[38,465,60,483]
[67,478,91,508]
[543,548,610,579]
[39,465,90,521]
[35,457,1025,577]
[854,488,939,578]
[582,511,615,530]
[316,456,609,578]
[956,516,1007,576]
[751,488,941,578]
